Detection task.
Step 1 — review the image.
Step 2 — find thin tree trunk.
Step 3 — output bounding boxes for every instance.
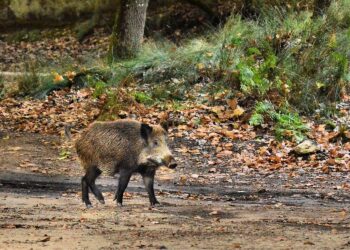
[110,0,149,60]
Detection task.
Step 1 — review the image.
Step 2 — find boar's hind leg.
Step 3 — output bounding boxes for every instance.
[87,166,105,204]
[114,169,132,206]
[82,174,92,208]
[142,171,159,206]
[82,166,104,208]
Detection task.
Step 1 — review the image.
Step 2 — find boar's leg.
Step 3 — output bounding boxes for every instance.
[82,166,104,208]
[141,170,159,206]
[82,175,92,208]
[87,166,105,204]
[114,169,132,206]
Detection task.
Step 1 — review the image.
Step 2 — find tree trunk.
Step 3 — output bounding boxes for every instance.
[110,0,149,60]
[314,0,331,16]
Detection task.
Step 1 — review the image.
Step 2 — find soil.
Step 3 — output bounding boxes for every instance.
[1,132,350,249]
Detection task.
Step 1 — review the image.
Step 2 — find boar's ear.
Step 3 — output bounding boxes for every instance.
[140,123,153,142]
[160,121,169,132]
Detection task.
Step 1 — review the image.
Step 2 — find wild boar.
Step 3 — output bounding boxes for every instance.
[75,119,177,208]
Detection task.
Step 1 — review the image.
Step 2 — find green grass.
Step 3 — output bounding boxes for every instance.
[133,91,154,105]
[17,63,41,96]
[106,1,349,112]
[26,0,349,111]
[104,0,349,141]
[5,29,42,42]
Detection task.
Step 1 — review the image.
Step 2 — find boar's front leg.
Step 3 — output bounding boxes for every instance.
[141,170,159,206]
[114,169,132,206]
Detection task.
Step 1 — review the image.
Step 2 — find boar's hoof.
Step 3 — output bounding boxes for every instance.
[117,202,123,207]
[150,201,161,208]
[99,199,105,204]
[86,204,93,209]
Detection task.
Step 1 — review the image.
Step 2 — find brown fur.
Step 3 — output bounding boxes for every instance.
[75,119,175,207]
[76,119,169,175]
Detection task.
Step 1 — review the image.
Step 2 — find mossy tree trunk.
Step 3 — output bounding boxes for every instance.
[110,0,149,60]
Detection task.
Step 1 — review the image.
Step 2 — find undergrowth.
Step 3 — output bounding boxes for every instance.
[106,0,349,107]
[102,0,349,140]
[11,0,350,141]
[249,101,309,142]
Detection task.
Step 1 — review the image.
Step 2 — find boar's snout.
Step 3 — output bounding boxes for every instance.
[165,155,177,169]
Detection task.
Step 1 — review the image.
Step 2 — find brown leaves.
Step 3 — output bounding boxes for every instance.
[65,71,76,81]
[0,88,102,134]
[137,95,350,178]
[321,165,330,174]
[210,104,245,120]
[53,73,64,83]
[1,67,350,185]
[216,150,233,158]
[1,28,110,72]
[233,106,245,117]
[226,98,237,110]
[220,129,242,140]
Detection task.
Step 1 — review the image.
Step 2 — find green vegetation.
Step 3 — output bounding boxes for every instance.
[250,101,309,142]
[5,0,350,141]
[98,0,349,140]
[8,0,97,21]
[5,29,42,42]
[102,1,348,105]
[133,91,154,105]
[17,63,41,96]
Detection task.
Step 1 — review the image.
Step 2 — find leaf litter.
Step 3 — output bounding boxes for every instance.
[0,84,349,192]
[0,27,350,191]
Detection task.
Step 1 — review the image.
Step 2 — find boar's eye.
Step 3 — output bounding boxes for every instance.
[153,140,159,146]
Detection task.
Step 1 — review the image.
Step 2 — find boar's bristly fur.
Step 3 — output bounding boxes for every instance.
[75,119,177,208]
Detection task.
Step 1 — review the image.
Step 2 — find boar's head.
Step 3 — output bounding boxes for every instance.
[138,123,177,169]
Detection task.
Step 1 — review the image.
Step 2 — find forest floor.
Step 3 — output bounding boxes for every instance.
[1,27,350,249]
[1,132,350,250]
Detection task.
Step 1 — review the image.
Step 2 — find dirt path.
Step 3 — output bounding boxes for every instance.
[1,132,350,249]
[1,184,350,249]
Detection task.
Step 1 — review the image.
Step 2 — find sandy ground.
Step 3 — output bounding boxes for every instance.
[1,132,350,249]
[1,188,350,250]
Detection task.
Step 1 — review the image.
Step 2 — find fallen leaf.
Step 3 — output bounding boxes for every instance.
[209,210,220,215]
[233,106,245,117]
[226,99,238,110]
[217,150,233,158]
